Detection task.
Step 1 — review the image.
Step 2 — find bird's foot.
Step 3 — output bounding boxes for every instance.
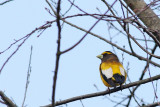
[107,87,111,95]
[120,85,123,91]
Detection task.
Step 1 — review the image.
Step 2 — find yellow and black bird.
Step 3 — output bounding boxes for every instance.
[97,51,127,89]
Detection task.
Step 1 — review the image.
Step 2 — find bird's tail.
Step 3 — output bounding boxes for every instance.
[113,73,125,85]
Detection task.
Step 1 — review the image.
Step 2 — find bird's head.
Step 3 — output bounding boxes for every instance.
[96,51,119,62]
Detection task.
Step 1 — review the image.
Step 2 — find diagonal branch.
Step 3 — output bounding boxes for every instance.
[61,0,118,54]
[60,19,160,67]
[126,44,157,107]
[0,0,13,5]
[102,0,160,59]
[42,74,160,107]
[45,0,160,67]
[0,21,52,74]
[0,91,17,107]
[123,0,160,44]
[22,46,33,107]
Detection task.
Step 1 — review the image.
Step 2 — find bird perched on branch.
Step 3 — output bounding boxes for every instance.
[97,51,127,90]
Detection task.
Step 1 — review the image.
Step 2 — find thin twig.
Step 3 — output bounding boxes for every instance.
[0,0,13,5]
[62,0,75,16]
[61,0,118,54]
[80,100,84,107]
[0,21,52,73]
[102,0,160,58]
[22,46,33,107]
[59,18,160,67]
[126,44,157,107]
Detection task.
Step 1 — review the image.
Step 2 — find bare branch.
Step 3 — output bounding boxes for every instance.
[51,0,62,106]
[22,46,33,107]
[0,21,52,73]
[42,74,160,107]
[61,0,118,54]
[60,18,160,67]
[124,0,160,43]
[0,0,13,5]
[141,102,160,107]
[0,91,17,107]
[102,0,160,59]
[126,44,157,107]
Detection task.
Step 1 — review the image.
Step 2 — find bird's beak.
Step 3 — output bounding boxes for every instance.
[96,54,103,59]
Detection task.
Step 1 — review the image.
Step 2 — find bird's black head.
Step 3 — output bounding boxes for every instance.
[97,51,119,62]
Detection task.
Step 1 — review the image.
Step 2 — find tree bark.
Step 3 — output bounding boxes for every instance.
[124,0,160,41]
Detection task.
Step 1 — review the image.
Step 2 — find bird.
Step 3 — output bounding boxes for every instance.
[97,51,127,90]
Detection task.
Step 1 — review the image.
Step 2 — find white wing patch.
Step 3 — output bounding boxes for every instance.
[102,67,113,78]
[119,67,125,76]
